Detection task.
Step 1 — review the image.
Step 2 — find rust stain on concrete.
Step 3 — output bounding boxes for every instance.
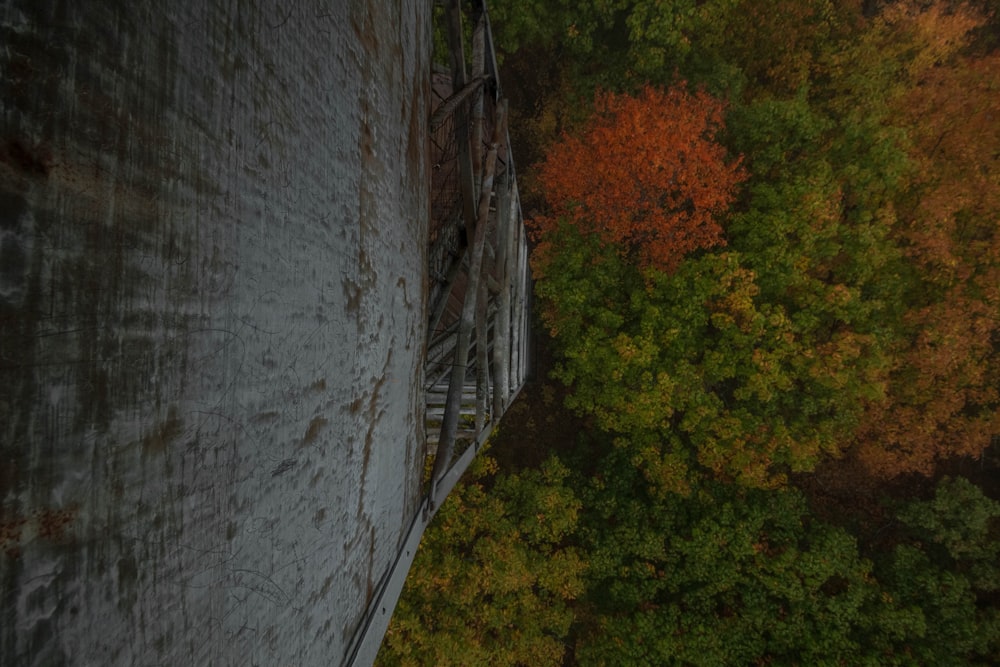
[301,416,328,446]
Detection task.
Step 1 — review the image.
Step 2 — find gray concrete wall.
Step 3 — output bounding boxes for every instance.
[0,1,429,664]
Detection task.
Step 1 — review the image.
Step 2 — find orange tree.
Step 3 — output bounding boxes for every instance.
[856,52,1000,475]
[530,84,745,277]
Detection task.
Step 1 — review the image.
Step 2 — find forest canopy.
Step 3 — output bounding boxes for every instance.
[378,1,1000,665]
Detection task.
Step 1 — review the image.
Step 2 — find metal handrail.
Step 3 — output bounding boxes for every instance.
[342,1,531,664]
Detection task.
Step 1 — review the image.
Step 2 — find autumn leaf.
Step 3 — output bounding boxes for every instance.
[530,84,745,276]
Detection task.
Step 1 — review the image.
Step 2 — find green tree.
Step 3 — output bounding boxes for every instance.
[536,212,896,490]
[376,454,584,667]
[487,0,623,59]
[896,476,1000,593]
[880,546,999,665]
[875,477,1000,665]
[576,466,915,666]
[688,0,866,99]
[490,0,733,89]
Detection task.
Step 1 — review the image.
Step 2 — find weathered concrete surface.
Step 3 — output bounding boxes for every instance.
[0,1,429,665]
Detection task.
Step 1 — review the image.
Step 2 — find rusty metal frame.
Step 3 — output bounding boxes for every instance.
[342,1,531,665]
